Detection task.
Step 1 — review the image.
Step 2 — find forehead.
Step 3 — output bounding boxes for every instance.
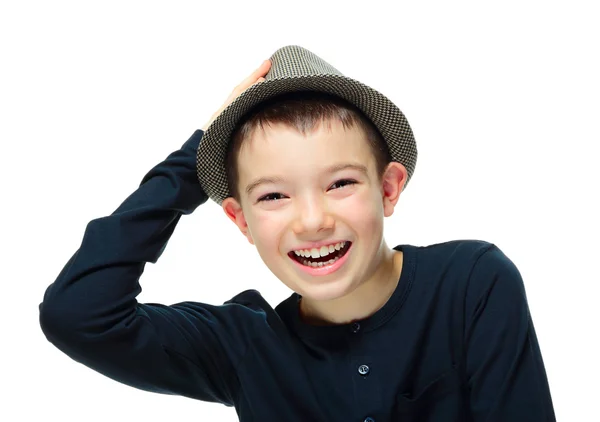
[237,119,375,178]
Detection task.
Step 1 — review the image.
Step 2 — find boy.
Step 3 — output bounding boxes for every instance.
[39,46,556,421]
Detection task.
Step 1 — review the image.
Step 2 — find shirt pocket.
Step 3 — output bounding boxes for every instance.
[393,364,466,419]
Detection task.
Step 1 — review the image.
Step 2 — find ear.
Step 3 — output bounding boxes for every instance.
[222,197,254,245]
[381,162,407,217]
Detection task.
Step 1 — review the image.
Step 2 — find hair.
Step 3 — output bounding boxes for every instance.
[225,90,393,203]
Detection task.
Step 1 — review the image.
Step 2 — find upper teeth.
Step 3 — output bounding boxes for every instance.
[293,241,347,258]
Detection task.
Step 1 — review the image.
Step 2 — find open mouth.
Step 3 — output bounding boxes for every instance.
[288,242,352,268]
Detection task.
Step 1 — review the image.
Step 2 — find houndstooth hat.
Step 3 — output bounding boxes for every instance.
[196,45,417,205]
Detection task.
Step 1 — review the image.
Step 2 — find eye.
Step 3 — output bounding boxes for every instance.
[258,192,286,202]
[329,179,357,190]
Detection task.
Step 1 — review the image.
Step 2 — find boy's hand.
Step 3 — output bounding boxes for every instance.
[201,59,272,132]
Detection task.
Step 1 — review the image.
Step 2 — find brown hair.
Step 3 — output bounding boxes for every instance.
[225,90,392,202]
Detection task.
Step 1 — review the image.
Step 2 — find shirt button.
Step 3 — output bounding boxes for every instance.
[364,417,375,422]
[358,364,370,376]
[351,322,361,333]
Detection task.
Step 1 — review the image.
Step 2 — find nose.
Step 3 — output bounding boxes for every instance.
[291,195,335,235]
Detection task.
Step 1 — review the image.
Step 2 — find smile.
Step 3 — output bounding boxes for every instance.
[288,241,352,270]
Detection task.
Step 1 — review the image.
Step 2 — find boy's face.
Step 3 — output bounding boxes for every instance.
[222,119,406,304]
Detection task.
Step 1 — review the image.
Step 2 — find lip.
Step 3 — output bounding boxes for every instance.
[289,239,350,253]
[289,242,353,277]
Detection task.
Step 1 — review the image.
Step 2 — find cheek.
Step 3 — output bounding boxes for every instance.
[247,211,287,249]
[337,189,383,228]
[334,194,384,253]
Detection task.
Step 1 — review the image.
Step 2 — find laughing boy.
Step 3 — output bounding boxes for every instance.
[40,45,556,421]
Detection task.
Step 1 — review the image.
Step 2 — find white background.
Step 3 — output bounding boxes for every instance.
[1,1,598,420]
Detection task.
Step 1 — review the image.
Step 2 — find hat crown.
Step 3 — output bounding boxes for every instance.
[267,45,344,80]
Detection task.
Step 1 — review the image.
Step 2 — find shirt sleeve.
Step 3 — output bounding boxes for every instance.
[38,130,240,405]
[463,244,556,421]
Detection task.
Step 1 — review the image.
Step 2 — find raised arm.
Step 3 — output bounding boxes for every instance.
[39,58,274,405]
[38,131,243,403]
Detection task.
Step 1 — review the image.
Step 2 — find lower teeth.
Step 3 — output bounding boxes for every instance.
[301,256,340,268]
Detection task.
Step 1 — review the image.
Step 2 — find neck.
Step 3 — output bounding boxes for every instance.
[299,245,403,326]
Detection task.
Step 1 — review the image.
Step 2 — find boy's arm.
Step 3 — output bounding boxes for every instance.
[39,130,239,405]
[463,244,556,421]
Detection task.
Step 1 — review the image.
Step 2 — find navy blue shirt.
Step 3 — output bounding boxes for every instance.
[39,130,556,421]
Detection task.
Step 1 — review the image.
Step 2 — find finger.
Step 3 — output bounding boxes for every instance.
[252,59,271,77]
[239,60,271,87]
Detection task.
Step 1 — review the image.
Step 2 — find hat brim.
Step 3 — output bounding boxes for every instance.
[196,74,417,205]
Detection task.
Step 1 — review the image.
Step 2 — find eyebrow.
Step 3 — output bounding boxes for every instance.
[245,163,369,196]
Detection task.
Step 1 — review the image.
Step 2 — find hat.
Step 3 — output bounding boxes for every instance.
[196,45,417,205]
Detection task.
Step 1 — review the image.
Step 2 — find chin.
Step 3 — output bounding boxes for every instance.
[292,273,360,303]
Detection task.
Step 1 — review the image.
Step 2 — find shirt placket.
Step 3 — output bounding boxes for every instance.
[348,322,382,422]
